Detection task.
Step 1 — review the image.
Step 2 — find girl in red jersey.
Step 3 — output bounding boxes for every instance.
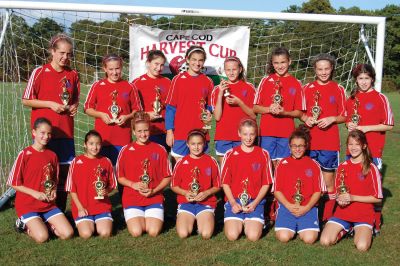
[7,118,73,243]
[133,50,171,150]
[66,130,117,239]
[320,130,383,252]
[117,111,171,237]
[165,45,214,161]
[301,53,346,222]
[85,54,142,166]
[345,64,394,234]
[253,47,305,167]
[274,125,325,244]
[222,119,273,241]
[212,56,256,163]
[22,33,80,211]
[171,129,220,239]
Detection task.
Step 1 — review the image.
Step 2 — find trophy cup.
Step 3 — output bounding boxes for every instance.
[272,79,283,105]
[199,98,211,130]
[108,90,121,123]
[152,86,163,118]
[189,166,201,196]
[311,90,322,122]
[94,164,106,200]
[59,77,71,109]
[43,163,55,198]
[292,178,304,205]
[337,169,350,195]
[351,97,361,126]
[238,178,250,207]
[140,158,151,188]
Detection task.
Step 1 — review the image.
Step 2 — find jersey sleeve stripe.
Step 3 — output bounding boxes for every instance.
[84,81,99,110]
[23,67,42,99]
[371,164,383,198]
[166,74,180,105]
[253,78,267,104]
[379,93,394,125]
[7,151,25,186]
[65,158,76,192]
[170,159,184,187]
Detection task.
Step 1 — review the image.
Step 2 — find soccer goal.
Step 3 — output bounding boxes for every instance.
[0,1,385,197]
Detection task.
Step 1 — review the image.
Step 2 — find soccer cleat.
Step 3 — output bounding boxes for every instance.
[15,218,26,233]
[373,228,381,237]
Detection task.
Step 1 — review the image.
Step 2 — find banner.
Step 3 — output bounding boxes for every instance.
[129,25,250,81]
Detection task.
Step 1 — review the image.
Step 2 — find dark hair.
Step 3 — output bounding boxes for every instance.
[33,117,52,129]
[186,129,206,143]
[289,124,311,150]
[185,45,207,60]
[84,129,102,144]
[347,130,372,176]
[266,47,291,75]
[238,118,258,134]
[48,33,74,62]
[311,53,336,80]
[102,53,123,68]
[131,111,150,130]
[147,50,167,63]
[224,56,246,81]
[350,64,376,98]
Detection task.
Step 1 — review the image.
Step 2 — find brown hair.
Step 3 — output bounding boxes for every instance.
[224,56,246,81]
[350,64,376,98]
[186,129,206,143]
[311,53,336,80]
[266,47,291,75]
[147,50,167,63]
[185,45,207,60]
[238,118,258,134]
[48,33,74,62]
[289,124,311,150]
[131,111,150,130]
[347,130,372,176]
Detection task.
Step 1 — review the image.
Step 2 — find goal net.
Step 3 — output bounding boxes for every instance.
[0,3,381,195]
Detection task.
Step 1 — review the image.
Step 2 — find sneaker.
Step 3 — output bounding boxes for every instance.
[373,228,381,237]
[347,227,354,238]
[15,218,26,233]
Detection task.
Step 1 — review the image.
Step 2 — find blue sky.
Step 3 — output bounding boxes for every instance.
[14,0,400,12]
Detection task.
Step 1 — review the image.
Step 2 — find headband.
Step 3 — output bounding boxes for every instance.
[187,47,205,58]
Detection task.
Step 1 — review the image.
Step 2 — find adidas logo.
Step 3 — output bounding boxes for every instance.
[342,161,348,165]
[141,77,146,80]
[129,147,135,151]
[309,84,315,88]
[314,221,318,225]
[281,160,288,164]
[76,159,83,164]
[181,75,186,79]
[183,160,189,165]
[268,78,274,82]
[26,151,32,155]
[233,151,239,155]
[45,68,51,72]
[100,82,106,85]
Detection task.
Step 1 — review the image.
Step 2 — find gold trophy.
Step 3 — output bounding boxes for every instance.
[238,178,250,207]
[189,166,201,196]
[272,79,283,105]
[311,90,322,122]
[337,169,350,195]
[59,77,71,109]
[152,86,163,118]
[43,163,55,198]
[94,164,106,200]
[199,98,211,130]
[351,97,361,126]
[220,78,231,97]
[140,158,151,188]
[108,90,121,123]
[292,178,304,205]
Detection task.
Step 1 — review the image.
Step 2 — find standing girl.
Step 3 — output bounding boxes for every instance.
[85,54,142,166]
[320,130,382,252]
[165,45,214,161]
[66,130,117,239]
[7,118,73,243]
[212,56,256,163]
[301,53,346,222]
[22,33,80,211]
[274,125,325,244]
[117,111,171,237]
[222,119,273,241]
[171,129,220,239]
[133,50,171,150]
[253,47,305,166]
[345,63,393,233]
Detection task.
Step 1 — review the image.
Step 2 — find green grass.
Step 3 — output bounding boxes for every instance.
[0,86,399,265]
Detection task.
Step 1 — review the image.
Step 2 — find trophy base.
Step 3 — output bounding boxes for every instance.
[109,118,119,124]
[94,196,104,200]
[202,125,211,130]
[153,114,162,119]
[63,104,70,111]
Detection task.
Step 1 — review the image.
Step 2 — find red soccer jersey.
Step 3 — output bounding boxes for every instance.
[84,78,142,146]
[333,160,383,225]
[22,63,80,139]
[166,72,214,140]
[274,156,325,206]
[211,80,256,141]
[116,141,171,207]
[65,155,117,219]
[345,90,394,158]
[171,154,220,208]
[7,146,59,217]
[254,74,305,138]
[221,146,273,201]
[132,74,171,135]
[303,80,346,151]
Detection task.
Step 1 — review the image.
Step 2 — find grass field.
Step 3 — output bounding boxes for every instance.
[0,89,399,265]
